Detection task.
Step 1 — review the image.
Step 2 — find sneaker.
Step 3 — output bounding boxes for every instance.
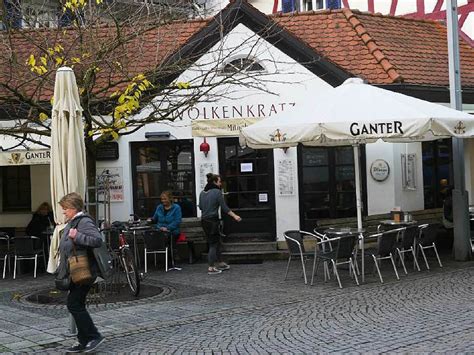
[207,267,222,275]
[216,262,230,271]
[84,336,105,353]
[65,343,86,353]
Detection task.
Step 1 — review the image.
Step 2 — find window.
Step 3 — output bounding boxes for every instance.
[221,58,264,75]
[422,139,452,209]
[1,166,31,211]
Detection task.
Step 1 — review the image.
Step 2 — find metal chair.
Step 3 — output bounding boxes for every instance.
[417,224,443,269]
[0,236,9,279]
[396,225,421,274]
[366,228,403,283]
[12,236,45,279]
[311,234,359,288]
[143,230,168,273]
[283,230,319,285]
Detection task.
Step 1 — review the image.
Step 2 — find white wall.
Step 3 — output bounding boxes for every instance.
[103,23,332,242]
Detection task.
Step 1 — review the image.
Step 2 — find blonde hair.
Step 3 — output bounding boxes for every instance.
[160,190,174,202]
[59,192,84,212]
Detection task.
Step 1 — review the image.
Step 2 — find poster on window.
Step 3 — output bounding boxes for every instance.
[277,159,295,196]
[97,167,124,202]
[199,163,215,190]
[401,154,416,190]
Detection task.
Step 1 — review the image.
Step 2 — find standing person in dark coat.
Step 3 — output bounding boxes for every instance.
[58,192,105,353]
[199,173,241,275]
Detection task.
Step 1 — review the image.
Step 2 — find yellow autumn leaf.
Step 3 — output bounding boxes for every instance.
[111,131,119,140]
[54,44,64,53]
[55,57,64,66]
[27,54,36,67]
[40,56,47,66]
[39,113,49,121]
[72,57,81,64]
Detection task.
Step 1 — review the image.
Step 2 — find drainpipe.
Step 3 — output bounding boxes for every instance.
[446,0,472,261]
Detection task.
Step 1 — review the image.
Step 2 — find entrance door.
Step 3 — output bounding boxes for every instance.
[299,146,366,231]
[218,138,276,241]
[131,140,195,218]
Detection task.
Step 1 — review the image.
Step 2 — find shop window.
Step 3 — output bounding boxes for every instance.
[422,139,452,209]
[1,166,31,211]
[221,58,265,75]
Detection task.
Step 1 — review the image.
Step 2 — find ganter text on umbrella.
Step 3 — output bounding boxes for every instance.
[350,121,403,136]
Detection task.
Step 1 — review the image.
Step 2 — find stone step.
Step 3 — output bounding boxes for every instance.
[221,242,277,252]
[203,250,288,264]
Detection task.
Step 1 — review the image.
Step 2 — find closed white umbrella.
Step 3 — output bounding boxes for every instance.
[240,77,474,229]
[47,67,87,273]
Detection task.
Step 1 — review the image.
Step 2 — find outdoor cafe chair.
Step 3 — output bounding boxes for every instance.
[143,230,168,273]
[283,230,320,285]
[417,224,443,269]
[311,234,359,289]
[0,236,9,279]
[12,236,45,279]
[396,225,421,274]
[365,228,404,283]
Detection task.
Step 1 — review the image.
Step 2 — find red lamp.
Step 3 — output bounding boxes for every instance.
[200,137,210,157]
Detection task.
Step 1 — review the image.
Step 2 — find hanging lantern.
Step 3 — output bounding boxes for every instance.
[200,137,210,157]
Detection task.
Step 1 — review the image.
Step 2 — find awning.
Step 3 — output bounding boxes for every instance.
[0,149,50,166]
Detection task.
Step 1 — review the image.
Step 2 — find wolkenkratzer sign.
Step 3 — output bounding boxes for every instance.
[350,121,403,136]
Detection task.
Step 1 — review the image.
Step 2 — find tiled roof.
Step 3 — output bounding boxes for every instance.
[273,8,474,86]
[2,3,474,105]
[0,19,208,101]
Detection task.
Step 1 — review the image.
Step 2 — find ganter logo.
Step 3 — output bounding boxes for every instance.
[270,129,286,142]
[8,153,24,164]
[454,121,466,134]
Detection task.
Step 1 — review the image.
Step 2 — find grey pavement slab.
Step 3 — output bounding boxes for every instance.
[0,254,472,353]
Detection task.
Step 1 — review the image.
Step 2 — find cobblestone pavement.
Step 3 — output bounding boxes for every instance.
[0,253,473,354]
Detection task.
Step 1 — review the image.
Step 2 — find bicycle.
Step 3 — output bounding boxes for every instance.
[102,226,140,297]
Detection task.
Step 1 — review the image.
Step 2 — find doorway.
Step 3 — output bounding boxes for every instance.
[217,138,276,241]
[131,140,195,218]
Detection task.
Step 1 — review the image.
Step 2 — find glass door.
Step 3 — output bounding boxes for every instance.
[131,140,195,218]
[218,138,276,241]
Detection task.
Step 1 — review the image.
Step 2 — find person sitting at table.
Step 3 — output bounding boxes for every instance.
[150,191,182,261]
[26,202,54,237]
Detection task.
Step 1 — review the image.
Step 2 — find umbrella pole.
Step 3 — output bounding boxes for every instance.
[353,145,363,229]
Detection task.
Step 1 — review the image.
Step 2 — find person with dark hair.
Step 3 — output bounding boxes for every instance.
[58,192,105,353]
[199,173,241,275]
[26,202,54,237]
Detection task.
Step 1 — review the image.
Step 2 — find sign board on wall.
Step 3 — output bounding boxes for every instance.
[192,118,262,137]
[370,159,390,182]
[97,167,124,202]
[277,159,295,196]
[199,163,215,190]
[401,154,416,190]
[0,149,50,166]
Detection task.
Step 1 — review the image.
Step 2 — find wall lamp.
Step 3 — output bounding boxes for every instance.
[200,137,210,157]
[145,131,171,139]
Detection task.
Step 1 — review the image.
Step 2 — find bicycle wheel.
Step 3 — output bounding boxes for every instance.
[121,247,140,296]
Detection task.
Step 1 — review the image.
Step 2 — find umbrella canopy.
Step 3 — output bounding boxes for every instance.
[240,78,474,149]
[47,67,87,273]
[240,78,474,230]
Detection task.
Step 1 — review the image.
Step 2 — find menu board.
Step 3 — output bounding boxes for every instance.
[401,153,416,190]
[278,159,295,196]
[199,163,215,190]
[97,167,124,202]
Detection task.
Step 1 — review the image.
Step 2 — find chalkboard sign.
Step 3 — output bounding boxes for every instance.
[303,149,327,166]
[96,142,119,161]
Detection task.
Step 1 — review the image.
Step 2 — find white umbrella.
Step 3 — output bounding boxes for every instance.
[240,78,474,229]
[47,67,87,273]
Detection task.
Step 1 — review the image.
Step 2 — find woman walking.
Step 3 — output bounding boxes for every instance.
[199,173,241,275]
[58,192,105,353]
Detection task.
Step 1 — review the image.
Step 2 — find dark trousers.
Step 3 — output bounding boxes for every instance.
[67,283,101,346]
[201,218,222,266]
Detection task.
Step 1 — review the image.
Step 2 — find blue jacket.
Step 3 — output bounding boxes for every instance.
[152,203,182,236]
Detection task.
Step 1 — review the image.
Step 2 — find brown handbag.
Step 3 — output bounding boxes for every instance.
[68,243,93,285]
